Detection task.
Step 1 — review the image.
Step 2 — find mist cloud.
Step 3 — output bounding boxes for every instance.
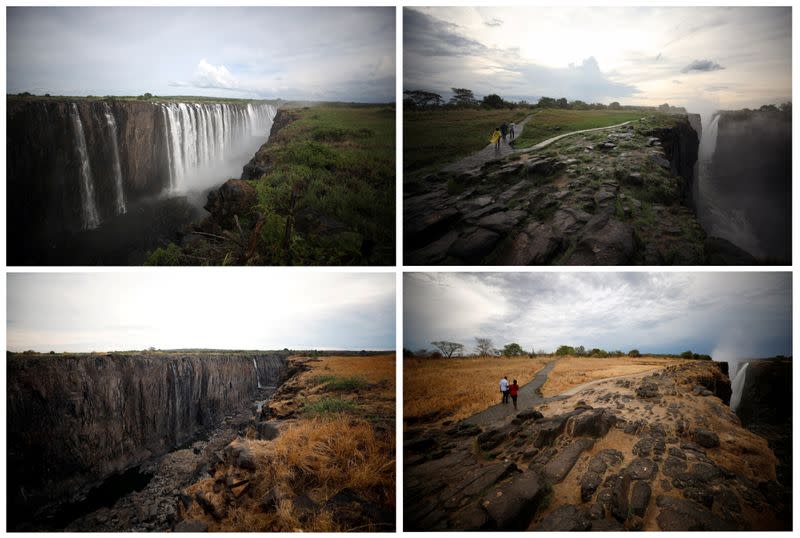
[681,59,725,73]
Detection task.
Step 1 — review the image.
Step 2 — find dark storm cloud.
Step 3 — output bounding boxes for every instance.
[681,59,725,73]
[404,273,791,359]
[404,8,489,58]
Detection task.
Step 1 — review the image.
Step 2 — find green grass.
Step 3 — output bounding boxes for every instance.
[254,104,395,265]
[302,396,359,417]
[404,108,528,182]
[315,375,369,391]
[513,109,645,148]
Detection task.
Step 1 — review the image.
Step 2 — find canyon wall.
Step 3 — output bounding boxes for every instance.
[7,353,287,517]
[7,99,276,248]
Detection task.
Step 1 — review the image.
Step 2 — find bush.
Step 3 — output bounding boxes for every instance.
[680,350,694,359]
[144,243,183,265]
[555,345,575,356]
[302,396,358,417]
[628,349,641,357]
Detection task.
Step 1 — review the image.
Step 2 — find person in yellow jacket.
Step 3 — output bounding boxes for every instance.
[489,127,502,149]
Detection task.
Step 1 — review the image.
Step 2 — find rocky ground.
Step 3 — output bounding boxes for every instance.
[404,361,790,531]
[405,114,754,265]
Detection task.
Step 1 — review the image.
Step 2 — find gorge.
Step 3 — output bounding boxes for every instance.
[8,98,277,264]
[7,352,289,530]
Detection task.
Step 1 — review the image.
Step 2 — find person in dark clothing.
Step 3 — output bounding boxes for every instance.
[500,122,509,142]
[509,379,519,410]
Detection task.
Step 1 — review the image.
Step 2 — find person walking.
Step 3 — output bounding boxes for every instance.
[499,376,509,404]
[509,121,516,141]
[509,379,520,410]
[490,127,502,150]
[500,122,509,143]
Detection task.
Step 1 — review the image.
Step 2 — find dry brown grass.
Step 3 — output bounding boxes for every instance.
[183,354,396,532]
[404,356,551,425]
[540,356,688,397]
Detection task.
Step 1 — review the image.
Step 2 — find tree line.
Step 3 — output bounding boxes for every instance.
[403,338,711,361]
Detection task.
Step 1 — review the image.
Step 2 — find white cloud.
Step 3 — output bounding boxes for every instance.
[192,58,237,89]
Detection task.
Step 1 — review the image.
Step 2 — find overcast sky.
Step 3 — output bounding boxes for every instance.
[7,272,395,352]
[8,7,395,102]
[404,272,791,361]
[405,7,791,112]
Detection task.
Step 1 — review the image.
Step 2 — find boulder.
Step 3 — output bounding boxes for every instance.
[223,439,257,471]
[482,471,547,530]
[567,212,635,265]
[204,179,256,228]
[448,227,501,262]
[544,438,594,483]
[655,495,737,531]
[497,223,562,265]
[174,519,209,532]
[693,429,720,448]
[636,382,659,399]
[565,408,617,438]
[580,471,604,501]
[626,458,658,480]
[537,505,591,531]
[254,422,279,441]
[477,210,527,234]
[630,481,651,517]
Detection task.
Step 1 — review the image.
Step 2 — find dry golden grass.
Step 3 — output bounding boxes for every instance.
[183,354,396,532]
[403,356,550,425]
[540,356,687,397]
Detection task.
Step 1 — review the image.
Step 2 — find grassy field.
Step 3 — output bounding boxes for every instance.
[253,104,395,265]
[404,108,528,182]
[539,356,688,397]
[403,355,550,426]
[183,354,395,532]
[512,108,646,148]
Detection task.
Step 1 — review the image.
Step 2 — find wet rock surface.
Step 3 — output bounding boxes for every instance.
[405,360,789,531]
[405,115,714,265]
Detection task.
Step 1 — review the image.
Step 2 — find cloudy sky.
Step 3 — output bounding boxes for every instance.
[7,272,395,352]
[404,272,791,361]
[405,7,791,112]
[8,7,395,102]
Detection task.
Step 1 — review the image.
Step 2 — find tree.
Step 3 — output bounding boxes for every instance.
[537,96,557,108]
[779,102,792,114]
[503,343,524,357]
[628,349,641,357]
[556,97,569,109]
[475,337,494,357]
[431,341,464,359]
[404,90,443,108]
[759,104,779,113]
[449,88,478,107]
[555,345,575,356]
[609,101,621,110]
[482,93,506,109]
[570,100,589,110]
[680,350,694,359]
[575,345,586,356]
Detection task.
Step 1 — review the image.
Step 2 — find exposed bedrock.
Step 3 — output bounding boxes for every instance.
[7,353,287,519]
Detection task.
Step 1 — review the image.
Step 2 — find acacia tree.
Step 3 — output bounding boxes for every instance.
[404,90,443,108]
[430,341,464,359]
[475,337,494,357]
[503,343,524,356]
[450,88,478,107]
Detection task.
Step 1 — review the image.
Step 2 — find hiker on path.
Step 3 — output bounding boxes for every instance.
[499,376,509,404]
[509,379,519,410]
[500,122,509,142]
[509,121,516,141]
[490,127,502,150]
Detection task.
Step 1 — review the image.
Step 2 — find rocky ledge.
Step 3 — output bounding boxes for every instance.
[405,115,753,265]
[404,361,789,531]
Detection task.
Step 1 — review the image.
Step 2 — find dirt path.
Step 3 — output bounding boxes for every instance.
[442,115,532,174]
[513,118,642,154]
[464,360,556,428]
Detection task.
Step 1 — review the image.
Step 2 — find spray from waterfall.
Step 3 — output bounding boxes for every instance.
[729,362,748,411]
[69,104,101,230]
[160,103,276,194]
[102,103,127,215]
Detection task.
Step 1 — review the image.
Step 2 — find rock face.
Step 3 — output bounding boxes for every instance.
[7,98,276,263]
[7,353,288,519]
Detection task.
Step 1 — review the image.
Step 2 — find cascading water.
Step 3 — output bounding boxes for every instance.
[70,104,101,230]
[160,102,276,194]
[697,112,761,257]
[729,362,748,411]
[253,358,263,389]
[102,103,126,215]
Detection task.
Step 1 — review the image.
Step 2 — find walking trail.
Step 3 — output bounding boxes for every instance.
[442,117,641,175]
[463,361,659,429]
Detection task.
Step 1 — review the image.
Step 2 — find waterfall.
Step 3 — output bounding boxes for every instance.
[69,104,101,230]
[252,358,263,389]
[102,103,126,215]
[160,102,276,193]
[170,362,180,431]
[730,362,748,411]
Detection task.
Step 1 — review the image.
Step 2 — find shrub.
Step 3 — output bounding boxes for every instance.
[302,397,358,417]
[555,345,575,356]
[628,349,641,357]
[144,243,183,265]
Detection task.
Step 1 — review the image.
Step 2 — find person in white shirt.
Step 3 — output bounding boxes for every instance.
[499,376,509,404]
[509,122,516,141]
